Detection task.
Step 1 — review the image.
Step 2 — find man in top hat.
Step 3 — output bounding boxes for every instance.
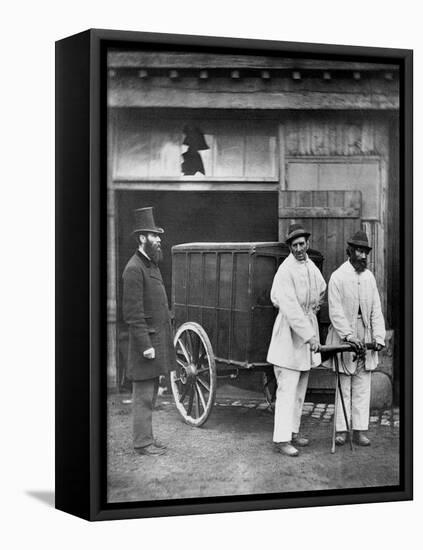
[325,230,385,446]
[267,224,326,457]
[122,207,175,456]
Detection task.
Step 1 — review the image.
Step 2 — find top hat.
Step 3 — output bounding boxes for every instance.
[132,207,164,234]
[347,230,372,251]
[286,223,311,244]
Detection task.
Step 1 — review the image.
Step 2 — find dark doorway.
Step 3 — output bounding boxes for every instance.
[116,190,278,310]
[115,190,278,389]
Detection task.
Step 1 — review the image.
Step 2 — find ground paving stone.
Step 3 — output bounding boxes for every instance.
[160,392,399,428]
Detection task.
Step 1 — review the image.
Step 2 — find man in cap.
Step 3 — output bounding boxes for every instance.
[326,230,385,446]
[267,224,326,457]
[122,207,175,456]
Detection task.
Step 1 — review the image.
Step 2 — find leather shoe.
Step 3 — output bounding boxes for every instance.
[135,444,166,456]
[153,439,167,449]
[335,431,348,446]
[292,433,309,447]
[274,442,299,457]
[353,431,371,446]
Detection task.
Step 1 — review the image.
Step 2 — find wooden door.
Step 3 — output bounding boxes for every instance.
[278,190,362,284]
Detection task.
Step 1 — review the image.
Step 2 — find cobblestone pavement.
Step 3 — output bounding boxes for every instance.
[157,396,400,427]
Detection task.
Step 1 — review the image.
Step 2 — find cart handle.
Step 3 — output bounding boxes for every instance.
[319,342,377,355]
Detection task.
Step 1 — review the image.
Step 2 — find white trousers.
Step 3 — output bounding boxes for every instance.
[273,366,309,443]
[335,370,372,431]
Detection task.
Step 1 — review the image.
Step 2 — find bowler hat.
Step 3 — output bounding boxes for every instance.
[286,223,311,244]
[132,207,164,234]
[347,230,372,251]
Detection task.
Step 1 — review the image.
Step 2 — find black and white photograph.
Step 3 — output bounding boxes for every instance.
[3,0,422,546]
[105,38,408,506]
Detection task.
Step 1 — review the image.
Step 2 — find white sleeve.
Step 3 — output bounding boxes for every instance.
[270,267,315,343]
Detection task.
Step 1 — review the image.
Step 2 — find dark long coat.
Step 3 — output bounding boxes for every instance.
[122,251,175,381]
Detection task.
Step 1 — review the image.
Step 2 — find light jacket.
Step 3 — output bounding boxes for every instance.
[266,253,326,371]
[325,260,385,373]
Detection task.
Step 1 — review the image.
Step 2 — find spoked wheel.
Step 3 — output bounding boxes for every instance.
[171,322,217,427]
[262,368,276,411]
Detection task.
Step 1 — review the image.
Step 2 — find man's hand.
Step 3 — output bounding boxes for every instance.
[143,347,155,359]
[346,336,364,353]
[308,337,320,353]
[373,340,385,352]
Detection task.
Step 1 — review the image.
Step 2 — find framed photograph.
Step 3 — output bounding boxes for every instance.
[55,28,413,521]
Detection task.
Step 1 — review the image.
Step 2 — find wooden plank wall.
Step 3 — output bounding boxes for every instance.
[387,115,400,331]
[108,75,399,110]
[279,191,361,284]
[284,112,388,157]
[106,110,397,386]
[281,112,393,319]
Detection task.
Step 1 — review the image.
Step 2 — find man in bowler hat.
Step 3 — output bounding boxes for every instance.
[325,230,385,447]
[122,207,176,456]
[267,224,326,456]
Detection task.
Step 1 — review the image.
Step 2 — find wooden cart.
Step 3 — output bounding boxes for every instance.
[170,242,323,426]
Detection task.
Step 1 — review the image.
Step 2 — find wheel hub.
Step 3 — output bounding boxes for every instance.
[180,363,197,384]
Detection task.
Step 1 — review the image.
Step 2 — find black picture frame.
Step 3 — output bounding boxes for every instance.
[55,28,413,521]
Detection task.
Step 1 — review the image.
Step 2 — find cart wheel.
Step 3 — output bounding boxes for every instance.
[262,368,276,411]
[171,322,217,427]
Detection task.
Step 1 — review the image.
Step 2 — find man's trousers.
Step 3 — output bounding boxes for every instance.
[335,369,371,431]
[273,366,309,443]
[132,377,159,449]
[335,316,372,432]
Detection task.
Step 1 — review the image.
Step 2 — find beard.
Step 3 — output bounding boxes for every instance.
[145,240,163,265]
[350,254,367,273]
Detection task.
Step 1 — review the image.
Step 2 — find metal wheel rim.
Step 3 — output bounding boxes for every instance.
[171,322,216,427]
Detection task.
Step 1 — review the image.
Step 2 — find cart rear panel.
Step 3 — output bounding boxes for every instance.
[172,242,323,369]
